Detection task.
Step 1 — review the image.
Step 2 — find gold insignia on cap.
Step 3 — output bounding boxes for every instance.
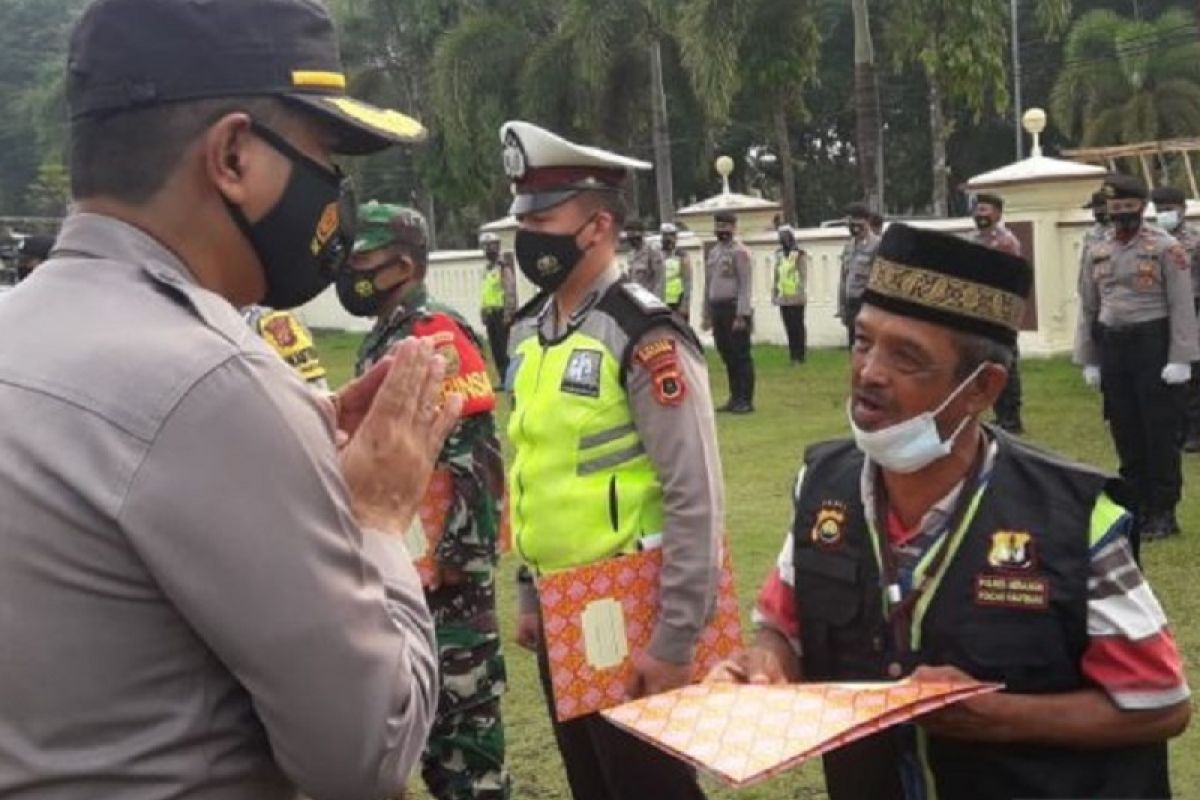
[868,257,1025,330]
[1102,183,1117,198]
[326,98,426,140]
[291,70,347,90]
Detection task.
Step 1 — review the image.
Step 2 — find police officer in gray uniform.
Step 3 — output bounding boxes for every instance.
[703,210,756,412]
[1076,175,1200,542]
[0,1,450,797]
[1082,190,1110,259]
[1151,186,1200,452]
[624,219,666,299]
[838,202,881,347]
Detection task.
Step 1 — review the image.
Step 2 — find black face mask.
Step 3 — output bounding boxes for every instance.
[1093,210,1110,226]
[715,230,733,243]
[627,236,643,249]
[1112,211,1142,236]
[974,215,994,230]
[662,237,676,252]
[848,222,865,238]
[225,122,356,309]
[515,216,596,292]
[779,237,795,251]
[484,246,501,263]
[335,258,401,318]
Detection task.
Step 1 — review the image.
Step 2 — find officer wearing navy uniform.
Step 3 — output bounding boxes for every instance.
[501,120,724,800]
[1076,175,1200,541]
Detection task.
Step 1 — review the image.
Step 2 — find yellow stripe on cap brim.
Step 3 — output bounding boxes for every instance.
[326,97,426,142]
[292,70,347,90]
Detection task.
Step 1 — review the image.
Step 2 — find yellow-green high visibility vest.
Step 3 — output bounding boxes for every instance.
[507,282,696,574]
[664,255,684,304]
[480,267,505,311]
[776,251,801,297]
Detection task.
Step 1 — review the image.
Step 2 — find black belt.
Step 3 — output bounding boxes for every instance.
[1098,318,1169,342]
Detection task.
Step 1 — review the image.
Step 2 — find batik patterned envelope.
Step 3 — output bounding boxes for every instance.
[402,469,453,587]
[601,679,1002,787]
[538,545,743,721]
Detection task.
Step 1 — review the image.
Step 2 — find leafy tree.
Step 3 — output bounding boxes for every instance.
[1050,7,1200,146]
[25,160,69,216]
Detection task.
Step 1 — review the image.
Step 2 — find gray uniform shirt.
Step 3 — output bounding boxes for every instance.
[627,244,666,299]
[1074,224,1200,365]
[513,267,724,664]
[838,231,881,317]
[0,214,438,800]
[703,238,754,323]
[1166,222,1200,299]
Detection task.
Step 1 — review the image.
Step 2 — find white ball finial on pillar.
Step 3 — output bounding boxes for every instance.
[715,155,734,195]
[1022,108,1047,158]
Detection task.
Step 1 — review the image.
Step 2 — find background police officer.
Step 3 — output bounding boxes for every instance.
[1076,175,1200,542]
[337,202,510,800]
[1082,190,1110,258]
[703,210,756,413]
[479,230,517,380]
[501,120,723,800]
[772,224,807,364]
[624,218,665,299]
[838,202,880,347]
[1150,186,1200,453]
[660,222,692,320]
[14,235,53,281]
[968,193,1025,434]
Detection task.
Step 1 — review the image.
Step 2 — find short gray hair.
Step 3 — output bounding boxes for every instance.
[952,331,1014,379]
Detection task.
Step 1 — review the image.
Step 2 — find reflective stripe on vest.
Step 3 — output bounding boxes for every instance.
[664,256,684,304]
[776,252,801,297]
[508,330,664,573]
[480,268,505,310]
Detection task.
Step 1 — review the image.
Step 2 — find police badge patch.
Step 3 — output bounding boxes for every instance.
[561,349,603,397]
[811,501,849,549]
[503,130,528,180]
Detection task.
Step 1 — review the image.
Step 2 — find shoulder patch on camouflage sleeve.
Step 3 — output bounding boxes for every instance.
[412,312,496,416]
[634,338,686,406]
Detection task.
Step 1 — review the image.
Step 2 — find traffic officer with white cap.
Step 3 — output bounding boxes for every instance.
[501,120,724,800]
[659,222,692,319]
[772,224,808,363]
[1076,174,1200,542]
[479,230,517,378]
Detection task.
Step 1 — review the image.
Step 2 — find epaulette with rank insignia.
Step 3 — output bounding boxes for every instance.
[597,279,701,386]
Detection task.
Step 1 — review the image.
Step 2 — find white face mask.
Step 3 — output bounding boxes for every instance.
[847,363,986,474]
[1158,210,1181,231]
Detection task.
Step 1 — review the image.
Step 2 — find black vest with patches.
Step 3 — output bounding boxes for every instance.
[792,435,1169,800]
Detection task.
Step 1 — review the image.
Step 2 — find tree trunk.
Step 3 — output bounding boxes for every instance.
[648,39,675,225]
[928,76,949,217]
[773,104,797,225]
[851,0,884,212]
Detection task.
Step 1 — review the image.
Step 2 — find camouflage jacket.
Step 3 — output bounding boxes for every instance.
[356,284,504,576]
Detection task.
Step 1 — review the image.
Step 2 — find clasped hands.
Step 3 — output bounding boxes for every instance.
[322,337,463,537]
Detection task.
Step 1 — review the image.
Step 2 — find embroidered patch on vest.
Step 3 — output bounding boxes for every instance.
[975,530,1047,609]
[986,530,1036,571]
[562,348,603,397]
[634,338,687,406]
[973,574,1049,610]
[811,501,849,549]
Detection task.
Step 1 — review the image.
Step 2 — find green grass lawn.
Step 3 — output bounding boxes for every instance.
[317,332,1200,799]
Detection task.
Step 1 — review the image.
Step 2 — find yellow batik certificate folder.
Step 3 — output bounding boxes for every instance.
[537,543,743,722]
[601,679,1002,788]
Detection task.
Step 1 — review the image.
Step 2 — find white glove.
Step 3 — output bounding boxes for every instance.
[1082,365,1101,389]
[1162,363,1192,385]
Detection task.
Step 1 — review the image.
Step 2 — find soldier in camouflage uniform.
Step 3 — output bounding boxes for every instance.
[336,201,510,800]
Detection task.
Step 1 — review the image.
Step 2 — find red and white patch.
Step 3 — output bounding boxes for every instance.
[634,338,686,406]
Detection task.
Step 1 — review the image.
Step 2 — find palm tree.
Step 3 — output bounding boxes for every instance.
[851,0,882,212]
[1050,8,1200,147]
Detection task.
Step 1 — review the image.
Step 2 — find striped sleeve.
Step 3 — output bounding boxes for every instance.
[752,468,805,654]
[1081,494,1190,710]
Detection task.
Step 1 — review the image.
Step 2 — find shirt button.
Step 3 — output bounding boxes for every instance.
[887,662,904,678]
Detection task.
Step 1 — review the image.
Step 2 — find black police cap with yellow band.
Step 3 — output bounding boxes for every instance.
[863,223,1033,347]
[67,0,424,155]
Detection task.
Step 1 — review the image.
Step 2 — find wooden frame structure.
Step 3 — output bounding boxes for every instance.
[1061,139,1200,197]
